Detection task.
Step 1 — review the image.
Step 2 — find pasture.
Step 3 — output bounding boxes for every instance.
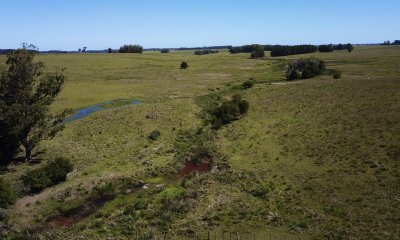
[1,46,399,239]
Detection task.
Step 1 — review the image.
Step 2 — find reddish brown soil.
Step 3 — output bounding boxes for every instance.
[46,215,84,228]
[178,159,211,177]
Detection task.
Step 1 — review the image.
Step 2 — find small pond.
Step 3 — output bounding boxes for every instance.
[63,99,141,123]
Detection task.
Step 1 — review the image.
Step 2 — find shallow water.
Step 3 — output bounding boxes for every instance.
[63,99,141,123]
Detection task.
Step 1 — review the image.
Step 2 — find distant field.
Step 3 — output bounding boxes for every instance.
[1,46,399,239]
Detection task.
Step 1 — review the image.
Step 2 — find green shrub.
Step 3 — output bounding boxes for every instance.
[242,80,254,89]
[0,178,17,208]
[211,94,249,129]
[181,61,188,69]
[22,157,73,194]
[148,130,161,141]
[47,157,73,183]
[285,58,325,80]
[22,168,52,193]
[160,49,169,53]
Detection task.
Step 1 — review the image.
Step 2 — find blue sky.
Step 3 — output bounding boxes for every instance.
[0,0,399,50]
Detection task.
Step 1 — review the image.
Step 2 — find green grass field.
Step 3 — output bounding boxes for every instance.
[1,46,400,239]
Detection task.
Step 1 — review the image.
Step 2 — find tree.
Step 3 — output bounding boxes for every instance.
[251,45,265,59]
[0,47,68,161]
[119,44,143,53]
[108,48,112,53]
[347,43,354,53]
[78,48,81,52]
[392,40,400,45]
[82,47,87,53]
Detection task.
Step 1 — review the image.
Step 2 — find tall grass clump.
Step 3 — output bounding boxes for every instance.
[0,178,17,208]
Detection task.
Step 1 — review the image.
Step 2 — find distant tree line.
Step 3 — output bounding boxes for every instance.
[270,45,318,57]
[119,44,143,53]
[194,49,219,55]
[229,44,262,54]
[178,45,231,51]
[0,49,15,55]
[382,40,400,45]
[319,43,353,52]
[160,49,170,53]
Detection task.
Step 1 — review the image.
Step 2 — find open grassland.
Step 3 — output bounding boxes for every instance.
[1,46,400,239]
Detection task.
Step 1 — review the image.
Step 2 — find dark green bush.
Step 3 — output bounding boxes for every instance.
[0,122,20,165]
[242,80,254,89]
[285,58,325,80]
[22,157,73,194]
[160,49,169,53]
[148,130,161,141]
[0,178,17,208]
[0,208,7,221]
[333,71,342,79]
[194,49,218,55]
[47,157,73,183]
[318,44,334,52]
[181,61,188,69]
[211,94,249,129]
[270,45,317,57]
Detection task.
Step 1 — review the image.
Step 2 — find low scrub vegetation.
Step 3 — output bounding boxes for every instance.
[211,94,249,129]
[160,49,169,53]
[21,157,73,194]
[285,57,326,80]
[0,178,17,208]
